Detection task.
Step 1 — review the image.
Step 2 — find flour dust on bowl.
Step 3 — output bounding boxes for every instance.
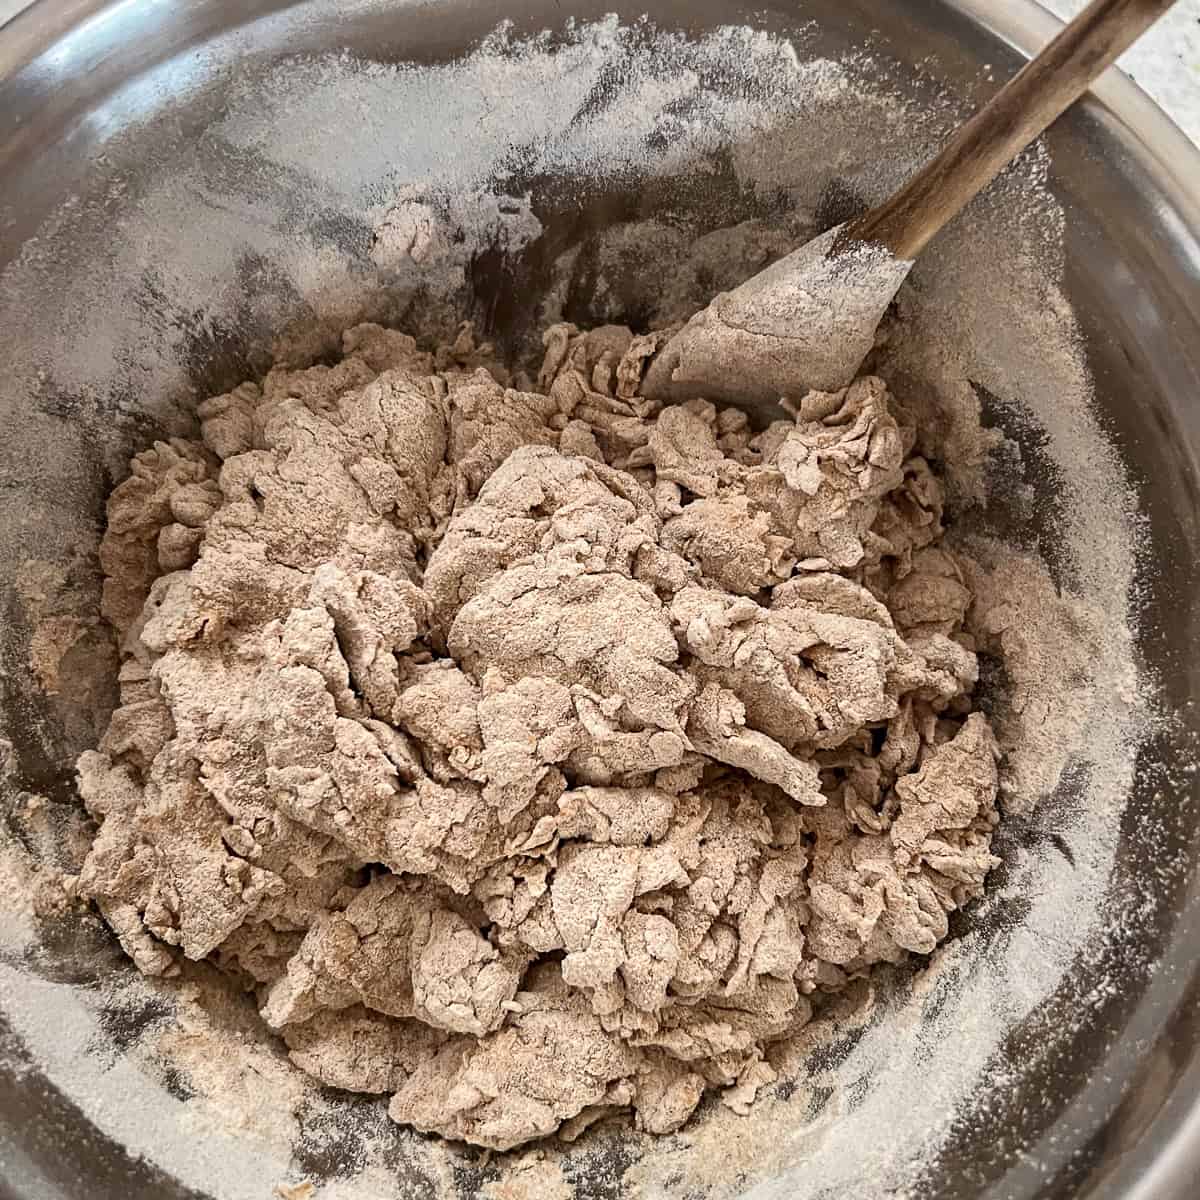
[1,1,1199,1198]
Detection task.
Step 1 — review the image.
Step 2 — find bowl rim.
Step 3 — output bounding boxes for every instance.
[943,10,1200,1196]
[957,0,1200,215]
[924,9,1200,1197]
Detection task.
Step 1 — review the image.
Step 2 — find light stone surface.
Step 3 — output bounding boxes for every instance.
[1046,0,1200,146]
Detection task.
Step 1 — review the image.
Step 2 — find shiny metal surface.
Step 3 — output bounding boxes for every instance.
[1,2,1198,1198]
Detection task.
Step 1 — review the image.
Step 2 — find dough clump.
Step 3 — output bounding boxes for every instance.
[78,320,1000,1148]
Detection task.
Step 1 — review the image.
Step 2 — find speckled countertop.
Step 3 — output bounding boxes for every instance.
[0,0,1197,140]
[1046,0,1200,143]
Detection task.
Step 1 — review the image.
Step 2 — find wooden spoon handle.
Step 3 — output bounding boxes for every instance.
[848,0,1177,259]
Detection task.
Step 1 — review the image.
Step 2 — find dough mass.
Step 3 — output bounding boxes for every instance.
[77,320,1000,1148]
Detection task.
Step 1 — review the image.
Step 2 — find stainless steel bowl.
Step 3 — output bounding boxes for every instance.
[1,2,1199,1198]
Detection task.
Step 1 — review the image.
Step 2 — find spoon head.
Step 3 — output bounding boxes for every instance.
[642,224,913,415]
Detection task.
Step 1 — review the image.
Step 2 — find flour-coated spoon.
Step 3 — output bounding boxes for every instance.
[642,0,1179,410]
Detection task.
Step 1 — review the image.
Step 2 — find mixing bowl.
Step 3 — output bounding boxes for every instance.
[1,1,1199,1198]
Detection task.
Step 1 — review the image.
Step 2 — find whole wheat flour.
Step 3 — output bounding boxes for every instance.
[76,313,1010,1149]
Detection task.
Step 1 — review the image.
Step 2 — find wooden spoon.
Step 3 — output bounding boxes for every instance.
[642,0,1178,410]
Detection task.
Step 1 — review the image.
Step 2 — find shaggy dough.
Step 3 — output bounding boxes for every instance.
[77,319,1000,1149]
